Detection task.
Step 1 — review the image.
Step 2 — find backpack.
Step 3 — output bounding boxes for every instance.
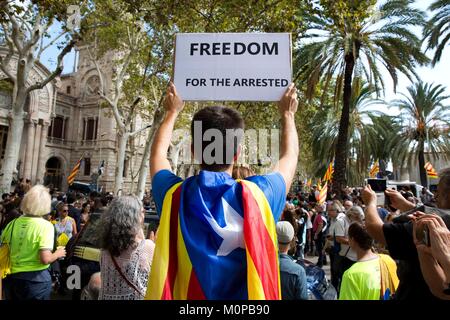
[297,258,337,300]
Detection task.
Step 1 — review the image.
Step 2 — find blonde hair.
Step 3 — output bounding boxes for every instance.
[20,185,51,217]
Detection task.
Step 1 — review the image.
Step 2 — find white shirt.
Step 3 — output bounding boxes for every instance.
[332,213,357,261]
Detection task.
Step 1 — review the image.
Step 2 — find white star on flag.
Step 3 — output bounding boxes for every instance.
[204,198,245,256]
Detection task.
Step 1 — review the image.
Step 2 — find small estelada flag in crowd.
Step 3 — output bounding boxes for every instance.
[67,155,84,186]
[306,178,312,188]
[316,182,327,204]
[424,162,439,179]
[323,161,334,182]
[369,160,380,178]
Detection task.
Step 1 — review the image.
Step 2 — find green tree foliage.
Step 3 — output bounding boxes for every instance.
[424,0,450,66]
[0,0,83,192]
[309,79,387,186]
[135,0,309,175]
[389,81,450,187]
[134,0,306,41]
[295,0,429,196]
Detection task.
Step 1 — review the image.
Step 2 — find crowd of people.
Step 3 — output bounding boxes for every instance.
[1,82,449,301]
[0,185,156,300]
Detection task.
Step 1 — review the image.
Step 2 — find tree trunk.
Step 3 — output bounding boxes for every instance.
[137,106,165,200]
[170,136,189,176]
[418,140,427,188]
[0,97,26,193]
[333,53,355,200]
[379,159,386,178]
[136,128,153,199]
[114,132,129,196]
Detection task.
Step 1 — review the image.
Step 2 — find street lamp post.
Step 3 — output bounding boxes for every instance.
[97,132,107,192]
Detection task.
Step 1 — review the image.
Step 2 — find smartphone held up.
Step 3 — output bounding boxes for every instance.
[367,179,387,207]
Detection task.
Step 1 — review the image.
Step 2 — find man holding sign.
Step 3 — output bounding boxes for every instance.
[146,34,298,300]
[173,33,292,101]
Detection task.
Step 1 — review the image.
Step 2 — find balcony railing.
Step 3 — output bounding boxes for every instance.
[47,137,75,147]
[47,137,117,149]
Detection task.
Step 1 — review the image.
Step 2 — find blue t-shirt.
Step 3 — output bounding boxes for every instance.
[152,169,286,221]
[151,169,286,299]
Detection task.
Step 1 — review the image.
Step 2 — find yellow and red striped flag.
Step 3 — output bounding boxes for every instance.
[315,182,327,204]
[306,178,312,188]
[369,161,379,178]
[67,156,83,186]
[323,162,334,182]
[424,162,438,179]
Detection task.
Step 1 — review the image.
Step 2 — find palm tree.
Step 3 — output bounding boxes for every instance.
[295,0,428,197]
[309,79,387,186]
[424,0,450,66]
[389,81,450,187]
[369,114,400,177]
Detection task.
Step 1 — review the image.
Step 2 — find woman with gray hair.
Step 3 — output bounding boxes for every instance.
[346,206,365,224]
[98,196,155,300]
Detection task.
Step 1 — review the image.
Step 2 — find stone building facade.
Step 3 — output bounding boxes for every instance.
[0,45,151,193]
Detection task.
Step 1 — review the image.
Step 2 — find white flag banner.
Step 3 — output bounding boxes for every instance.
[173,33,292,102]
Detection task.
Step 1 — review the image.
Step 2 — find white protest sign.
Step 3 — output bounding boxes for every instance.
[173,33,292,101]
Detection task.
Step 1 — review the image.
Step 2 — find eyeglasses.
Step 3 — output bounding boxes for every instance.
[63,210,69,212]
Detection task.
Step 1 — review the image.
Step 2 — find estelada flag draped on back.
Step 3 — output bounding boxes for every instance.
[145,179,281,300]
[424,162,438,179]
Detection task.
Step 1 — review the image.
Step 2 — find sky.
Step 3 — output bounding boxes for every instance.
[38,0,449,117]
[373,0,450,115]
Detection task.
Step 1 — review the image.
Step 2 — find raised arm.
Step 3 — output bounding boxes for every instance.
[362,185,386,245]
[413,214,450,300]
[385,188,415,212]
[272,84,299,194]
[416,249,449,299]
[150,82,185,179]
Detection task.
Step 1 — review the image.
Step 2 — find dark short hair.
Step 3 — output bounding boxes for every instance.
[66,192,76,204]
[232,165,255,180]
[89,191,99,199]
[191,106,244,172]
[348,222,373,250]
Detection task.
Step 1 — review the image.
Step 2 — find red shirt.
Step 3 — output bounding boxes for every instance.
[313,214,326,233]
